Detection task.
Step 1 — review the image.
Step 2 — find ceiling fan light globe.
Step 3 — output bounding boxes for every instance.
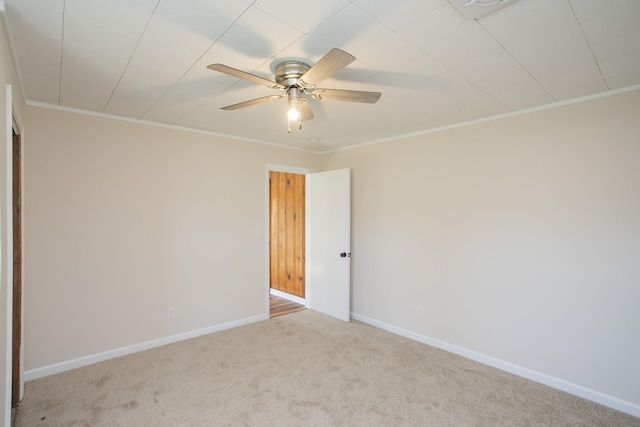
[288,107,300,121]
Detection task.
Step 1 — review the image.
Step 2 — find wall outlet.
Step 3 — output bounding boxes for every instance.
[167,307,175,318]
[417,306,425,318]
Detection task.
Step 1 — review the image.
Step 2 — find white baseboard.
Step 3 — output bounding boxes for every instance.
[351,312,640,419]
[269,288,307,306]
[24,313,268,382]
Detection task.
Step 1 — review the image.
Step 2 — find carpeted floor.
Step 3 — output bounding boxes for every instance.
[14,310,640,426]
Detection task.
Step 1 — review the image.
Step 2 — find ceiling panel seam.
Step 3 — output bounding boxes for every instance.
[475,19,555,103]
[58,0,66,105]
[567,0,608,91]
[347,1,514,111]
[102,0,161,113]
[141,3,258,120]
[392,18,510,111]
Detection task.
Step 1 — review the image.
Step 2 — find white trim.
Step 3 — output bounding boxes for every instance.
[23,85,640,156]
[11,110,22,135]
[305,173,311,312]
[0,1,5,12]
[352,312,640,419]
[321,84,640,154]
[26,101,318,154]
[3,84,13,427]
[25,313,267,382]
[264,164,316,315]
[270,288,307,307]
[264,163,316,175]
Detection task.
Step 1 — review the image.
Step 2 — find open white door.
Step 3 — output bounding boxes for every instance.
[307,168,351,321]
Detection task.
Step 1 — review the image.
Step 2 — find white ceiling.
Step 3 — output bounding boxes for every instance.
[3,0,640,152]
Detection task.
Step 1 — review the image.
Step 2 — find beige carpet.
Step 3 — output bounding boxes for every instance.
[15,310,639,426]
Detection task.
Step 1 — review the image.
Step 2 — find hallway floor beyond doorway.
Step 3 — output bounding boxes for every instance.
[270,294,306,318]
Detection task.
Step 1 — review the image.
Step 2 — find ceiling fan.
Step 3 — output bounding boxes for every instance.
[207,48,381,133]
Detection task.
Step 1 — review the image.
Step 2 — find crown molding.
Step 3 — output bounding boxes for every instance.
[25,101,320,155]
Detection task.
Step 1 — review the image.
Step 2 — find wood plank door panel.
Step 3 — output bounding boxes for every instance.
[269,171,305,297]
[12,129,22,406]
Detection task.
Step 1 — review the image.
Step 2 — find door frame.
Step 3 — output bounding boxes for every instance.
[11,122,23,407]
[4,85,24,424]
[264,164,315,315]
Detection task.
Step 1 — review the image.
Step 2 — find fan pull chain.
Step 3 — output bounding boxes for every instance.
[287,113,302,133]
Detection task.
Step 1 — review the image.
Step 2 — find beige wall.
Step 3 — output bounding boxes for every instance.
[1,12,25,426]
[321,89,640,410]
[23,106,318,371]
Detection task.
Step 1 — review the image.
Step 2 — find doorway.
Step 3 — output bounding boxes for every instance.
[265,165,351,321]
[265,165,314,318]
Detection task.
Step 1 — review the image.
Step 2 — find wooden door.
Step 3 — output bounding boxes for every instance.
[269,171,305,298]
[12,129,22,406]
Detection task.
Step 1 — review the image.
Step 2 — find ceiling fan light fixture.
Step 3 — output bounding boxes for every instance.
[287,103,300,121]
[207,48,381,134]
[287,87,302,132]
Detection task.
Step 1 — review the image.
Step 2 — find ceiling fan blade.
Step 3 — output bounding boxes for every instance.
[299,98,314,121]
[299,48,356,87]
[207,64,284,89]
[310,88,381,104]
[221,95,283,110]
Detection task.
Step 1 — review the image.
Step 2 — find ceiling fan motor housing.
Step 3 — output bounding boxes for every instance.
[275,61,311,88]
